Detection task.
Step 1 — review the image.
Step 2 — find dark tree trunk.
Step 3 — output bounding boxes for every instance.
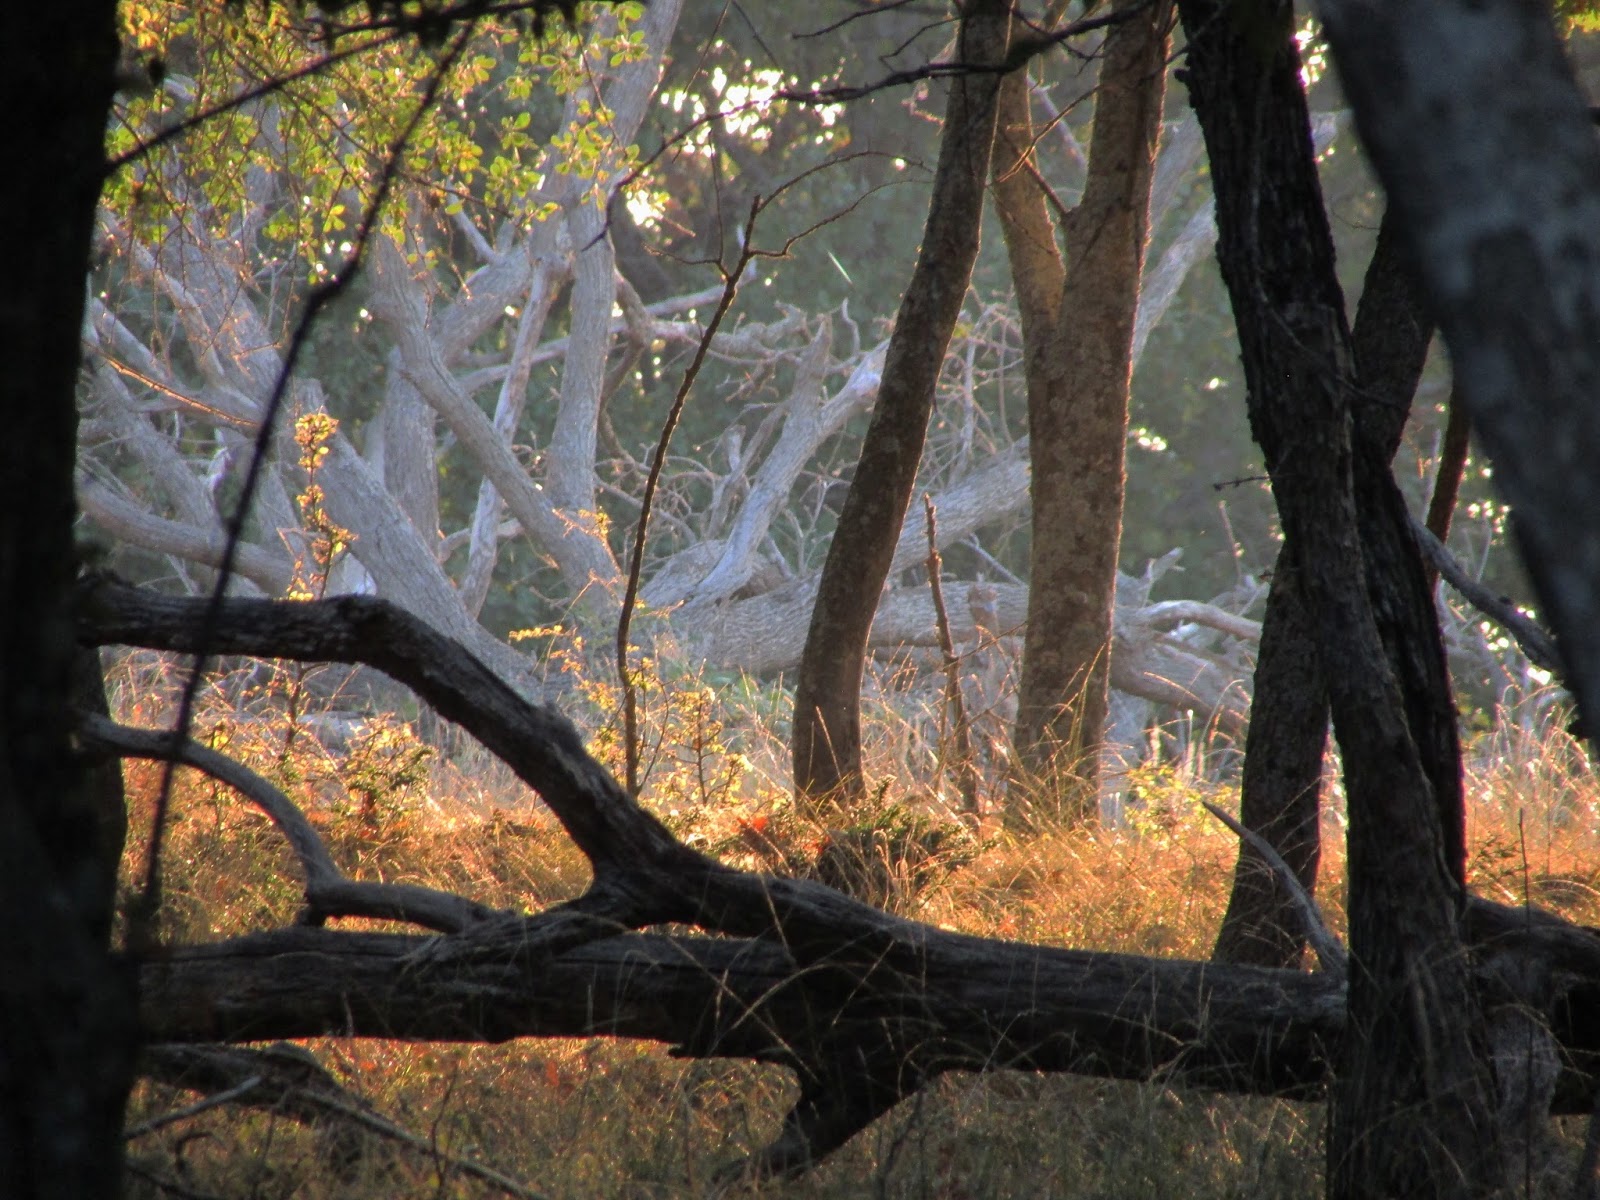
[1215,206,1441,966]
[1424,396,1472,557]
[1175,2,1502,1196]
[1211,551,1326,967]
[1315,0,1600,753]
[792,0,1008,805]
[1347,210,1465,887]
[0,4,137,1197]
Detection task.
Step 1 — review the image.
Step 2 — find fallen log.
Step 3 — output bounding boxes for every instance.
[80,576,1600,1178]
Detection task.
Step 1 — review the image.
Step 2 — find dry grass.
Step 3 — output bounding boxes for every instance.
[115,651,1600,1199]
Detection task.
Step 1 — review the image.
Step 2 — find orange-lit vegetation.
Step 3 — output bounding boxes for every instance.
[116,645,1600,1198]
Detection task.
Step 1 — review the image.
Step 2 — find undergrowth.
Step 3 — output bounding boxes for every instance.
[113,646,1600,1199]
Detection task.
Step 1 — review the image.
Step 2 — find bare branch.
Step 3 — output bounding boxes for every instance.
[618,197,758,794]
[1201,800,1347,974]
[79,713,503,934]
[1412,518,1562,673]
[138,1044,549,1200]
[924,495,981,815]
[78,480,292,597]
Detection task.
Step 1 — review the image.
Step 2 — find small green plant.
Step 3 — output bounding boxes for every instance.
[809,784,983,912]
[337,718,435,833]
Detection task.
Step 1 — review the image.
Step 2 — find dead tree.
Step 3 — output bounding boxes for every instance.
[78,575,1600,1182]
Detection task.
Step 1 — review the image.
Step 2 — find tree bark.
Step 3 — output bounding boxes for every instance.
[791,0,1009,805]
[1010,0,1171,819]
[1215,205,1439,967]
[125,901,1600,1125]
[1,4,138,1196]
[78,577,1600,1180]
[1175,2,1502,1195]
[1314,0,1600,756]
[1211,552,1326,967]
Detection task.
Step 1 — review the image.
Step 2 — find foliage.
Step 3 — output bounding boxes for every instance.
[288,411,355,600]
[110,0,652,265]
[91,0,1547,667]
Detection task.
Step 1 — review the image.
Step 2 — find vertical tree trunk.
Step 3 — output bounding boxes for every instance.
[1,4,138,1196]
[995,0,1172,822]
[1175,2,1502,1196]
[791,0,1010,805]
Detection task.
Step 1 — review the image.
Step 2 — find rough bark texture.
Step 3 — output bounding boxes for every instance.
[77,577,1600,1181]
[125,900,1600,1123]
[1009,0,1171,818]
[1315,0,1600,756]
[1,4,138,1196]
[1215,206,1438,967]
[1175,3,1502,1196]
[1211,552,1326,967]
[791,0,1009,805]
[991,59,1065,397]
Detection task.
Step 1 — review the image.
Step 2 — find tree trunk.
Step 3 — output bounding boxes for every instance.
[791,0,1009,805]
[1175,2,1503,1196]
[1,4,137,1196]
[1006,0,1171,820]
[1314,0,1600,757]
[80,576,1600,1180]
[1215,206,1438,966]
[1211,550,1327,967]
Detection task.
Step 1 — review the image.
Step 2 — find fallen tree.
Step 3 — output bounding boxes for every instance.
[80,575,1600,1180]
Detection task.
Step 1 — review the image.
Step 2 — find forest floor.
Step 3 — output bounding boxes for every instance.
[114,651,1600,1199]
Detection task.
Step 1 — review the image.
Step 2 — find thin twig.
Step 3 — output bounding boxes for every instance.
[124,1076,264,1140]
[616,153,885,794]
[108,31,405,171]
[292,1082,551,1200]
[924,495,980,816]
[139,1043,550,1200]
[82,713,501,933]
[1411,517,1562,673]
[617,198,759,796]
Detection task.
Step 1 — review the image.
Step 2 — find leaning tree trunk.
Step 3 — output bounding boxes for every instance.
[1004,0,1171,822]
[1,4,138,1197]
[791,0,1009,806]
[1175,2,1503,1197]
[1210,552,1327,967]
[1214,206,1437,966]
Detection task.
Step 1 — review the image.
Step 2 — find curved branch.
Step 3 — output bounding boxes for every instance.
[78,713,502,934]
[83,577,1600,1179]
[1200,800,1346,974]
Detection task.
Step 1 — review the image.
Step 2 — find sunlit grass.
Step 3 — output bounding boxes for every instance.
[115,649,1600,1198]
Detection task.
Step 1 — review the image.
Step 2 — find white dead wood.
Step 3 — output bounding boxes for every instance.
[83,4,1268,732]
[78,479,291,596]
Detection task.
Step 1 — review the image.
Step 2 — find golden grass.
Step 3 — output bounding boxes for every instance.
[117,654,1600,1199]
